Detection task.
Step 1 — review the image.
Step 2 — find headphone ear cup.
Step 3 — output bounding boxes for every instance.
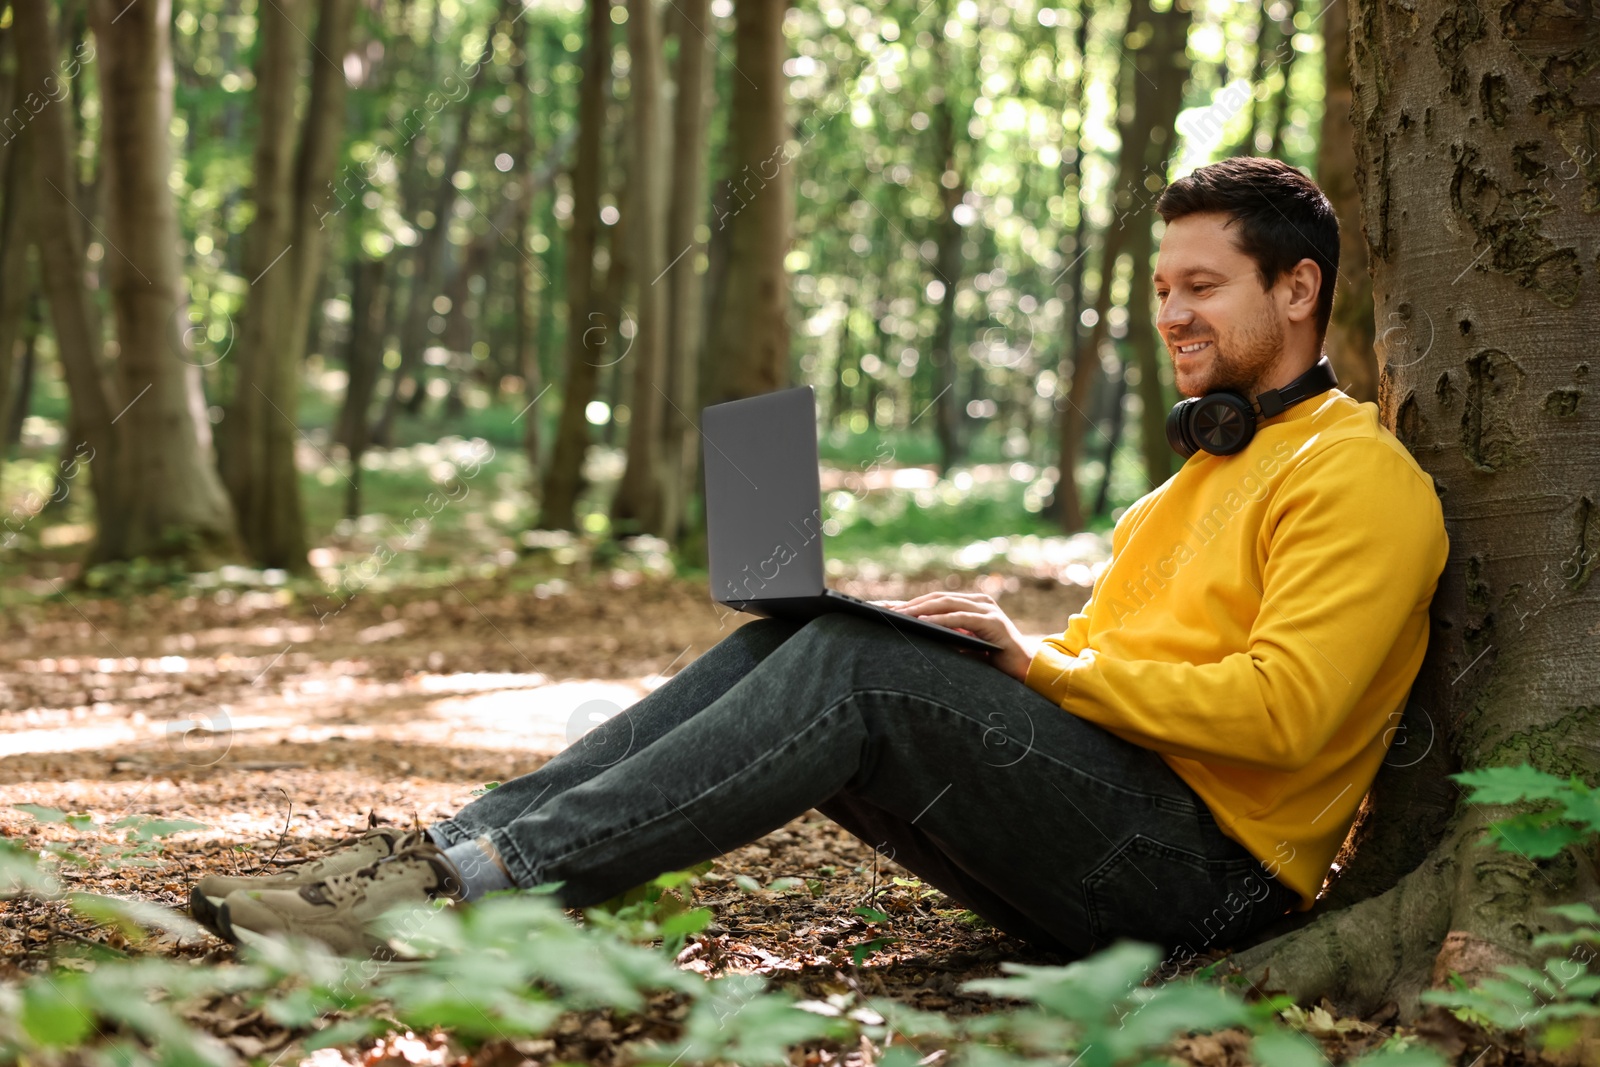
[1166,398,1199,458]
[1188,393,1257,456]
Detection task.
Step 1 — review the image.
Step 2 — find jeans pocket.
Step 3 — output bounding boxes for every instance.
[1082,834,1266,952]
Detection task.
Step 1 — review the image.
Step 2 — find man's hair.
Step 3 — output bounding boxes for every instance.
[1155,157,1340,343]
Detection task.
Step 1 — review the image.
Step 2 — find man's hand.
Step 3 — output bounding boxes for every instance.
[873,591,1041,683]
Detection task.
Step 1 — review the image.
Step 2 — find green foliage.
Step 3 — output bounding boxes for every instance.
[1429,763,1600,1051]
[1452,763,1600,858]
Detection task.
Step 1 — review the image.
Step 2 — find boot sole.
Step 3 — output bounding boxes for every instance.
[188,885,228,938]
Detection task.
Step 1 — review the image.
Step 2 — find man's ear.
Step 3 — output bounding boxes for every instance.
[1282,258,1322,324]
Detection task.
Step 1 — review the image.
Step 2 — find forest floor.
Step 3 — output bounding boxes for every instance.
[0,552,1526,1066]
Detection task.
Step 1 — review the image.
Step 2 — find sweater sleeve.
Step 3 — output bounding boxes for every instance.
[1023,443,1446,772]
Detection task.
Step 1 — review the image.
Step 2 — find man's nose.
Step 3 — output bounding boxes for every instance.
[1157,294,1193,336]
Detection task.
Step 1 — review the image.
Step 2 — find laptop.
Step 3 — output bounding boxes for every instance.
[701,385,1002,654]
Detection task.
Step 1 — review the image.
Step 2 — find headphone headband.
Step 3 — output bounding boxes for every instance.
[1253,355,1339,418]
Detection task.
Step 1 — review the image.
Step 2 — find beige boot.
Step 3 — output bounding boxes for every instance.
[189,827,426,936]
[217,842,463,958]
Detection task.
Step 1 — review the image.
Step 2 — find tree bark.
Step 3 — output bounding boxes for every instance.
[513,12,542,485]
[538,0,611,532]
[1227,0,1600,1019]
[659,0,712,545]
[220,0,308,568]
[10,1,132,560]
[702,0,791,409]
[91,0,239,562]
[609,0,671,536]
[0,99,35,458]
[1314,0,1377,405]
[338,257,387,520]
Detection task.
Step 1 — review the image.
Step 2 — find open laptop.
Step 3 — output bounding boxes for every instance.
[701,385,1002,654]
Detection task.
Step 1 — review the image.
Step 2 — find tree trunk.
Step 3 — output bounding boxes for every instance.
[1266,0,1300,159]
[513,12,542,484]
[1046,9,1089,514]
[91,0,239,562]
[1125,0,1189,493]
[609,0,670,537]
[220,0,307,568]
[659,0,712,546]
[538,0,611,532]
[1314,0,1377,405]
[927,5,965,476]
[702,0,791,408]
[1227,0,1600,1020]
[0,104,34,456]
[11,0,131,560]
[1053,0,1189,525]
[338,256,388,519]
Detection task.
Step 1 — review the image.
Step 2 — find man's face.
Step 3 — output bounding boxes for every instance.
[1153,212,1287,399]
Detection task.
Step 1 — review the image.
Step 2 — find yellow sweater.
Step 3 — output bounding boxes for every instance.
[1024,388,1448,909]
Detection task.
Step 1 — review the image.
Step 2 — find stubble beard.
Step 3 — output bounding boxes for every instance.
[1171,311,1285,400]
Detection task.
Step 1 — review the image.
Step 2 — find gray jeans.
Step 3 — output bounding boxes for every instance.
[432,613,1299,958]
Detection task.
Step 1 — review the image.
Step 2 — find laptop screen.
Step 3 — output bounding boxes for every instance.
[701,386,828,604]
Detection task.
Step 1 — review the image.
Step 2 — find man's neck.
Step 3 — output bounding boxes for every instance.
[1249,349,1319,400]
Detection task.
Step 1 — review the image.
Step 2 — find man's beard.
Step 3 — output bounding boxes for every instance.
[1175,313,1285,399]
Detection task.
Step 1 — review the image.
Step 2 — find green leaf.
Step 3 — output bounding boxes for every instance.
[1488,815,1584,858]
[108,816,208,842]
[659,907,713,939]
[732,873,761,893]
[852,905,890,924]
[20,977,96,1048]
[13,804,71,824]
[766,877,805,892]
[1452,764,1572,804]
[302,1017,386,1052]
[1250,1030,1328,1067]
[69,893,207,941]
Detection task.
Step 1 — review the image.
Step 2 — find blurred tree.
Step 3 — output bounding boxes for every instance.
[660,0,713,546]
[540,0,613,532]
[702,0,792,409]
[89,0,239,562]
[221,0,356,570]
[611,0,671,536]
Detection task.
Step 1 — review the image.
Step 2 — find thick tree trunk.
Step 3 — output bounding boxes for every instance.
[10,0,130,560]
[659,0,712,546]
[1228,0,1600,1019]
[1315,0,1377,405]
[538,0,610,532]
[92,0,238,562]
[609,0,670,536]
[702,0,791,408]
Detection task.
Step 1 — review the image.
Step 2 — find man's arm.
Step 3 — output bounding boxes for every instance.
[1025,443,1448,772]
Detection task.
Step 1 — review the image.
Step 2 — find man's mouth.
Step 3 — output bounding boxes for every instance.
[1174,340,1212,356]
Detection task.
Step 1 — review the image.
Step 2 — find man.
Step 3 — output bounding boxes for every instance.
[193,157,1448,965]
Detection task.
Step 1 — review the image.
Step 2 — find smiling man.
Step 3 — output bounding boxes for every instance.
[195,157,1448,968]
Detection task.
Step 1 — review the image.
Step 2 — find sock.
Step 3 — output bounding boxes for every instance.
[442,836,514,902]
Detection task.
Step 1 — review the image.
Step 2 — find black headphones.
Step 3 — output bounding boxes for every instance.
[1165,354,1339,459]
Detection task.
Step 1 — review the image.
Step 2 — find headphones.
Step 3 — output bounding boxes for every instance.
[1165,354,1339,459]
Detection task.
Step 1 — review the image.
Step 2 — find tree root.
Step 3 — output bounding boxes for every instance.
[1224,812,1600,1022]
